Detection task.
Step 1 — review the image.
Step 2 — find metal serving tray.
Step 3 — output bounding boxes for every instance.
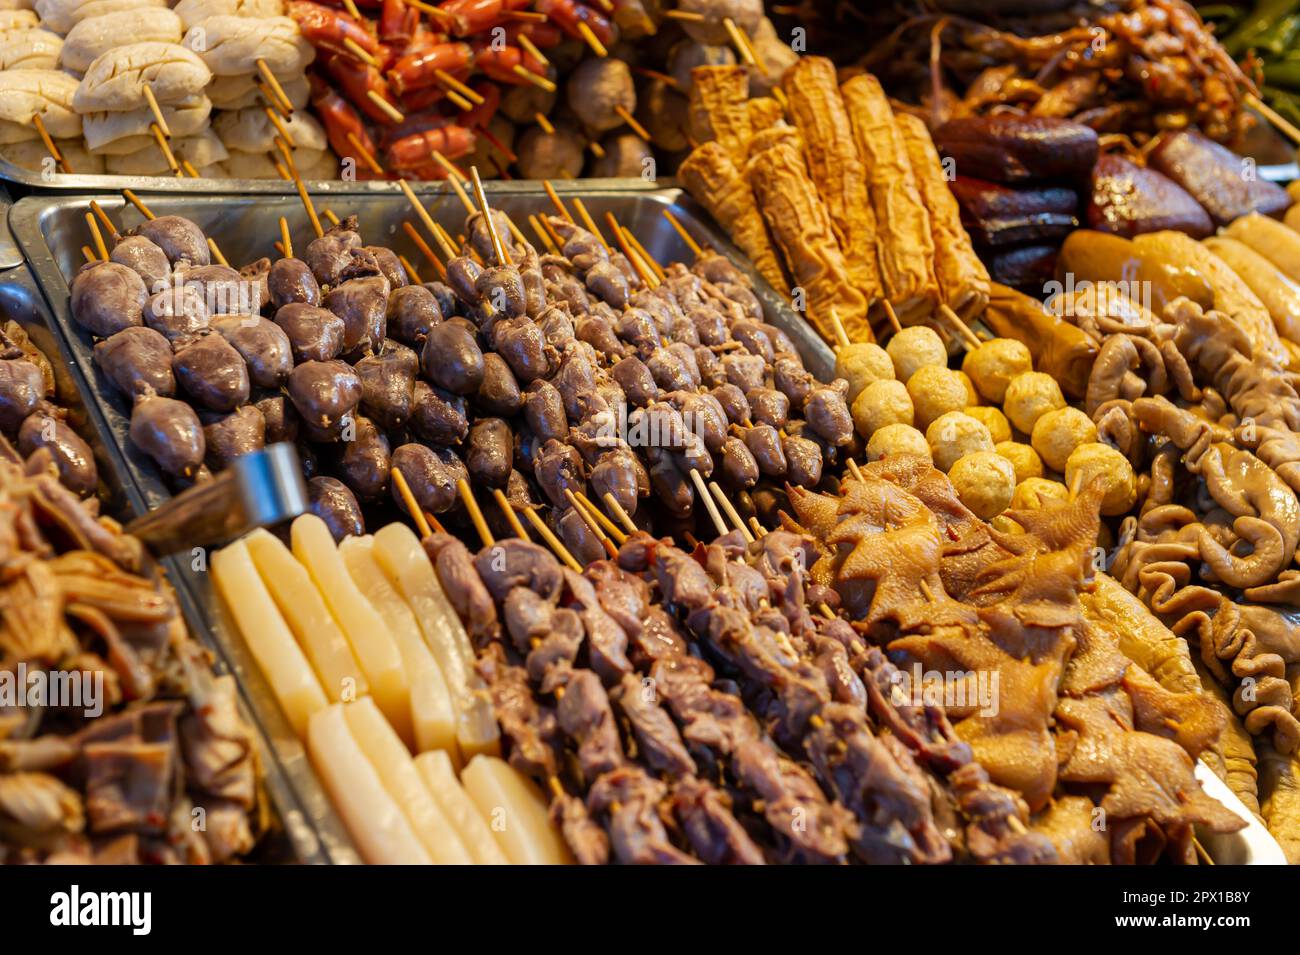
[0,256,340,865]
[7,183,831,864]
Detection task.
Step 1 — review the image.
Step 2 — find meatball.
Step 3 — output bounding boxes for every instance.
[1065,442,1136,515]
[851,379,912,437]
[948,451,1016,521]
[516,123,584,180]
[834,342,893,402]
[962,337,1033,404]
[886,325,947,383]
[678,0,763,46]
[567,57,636,132]
[964,405,1012,445]
[422,322,484,395]
[1011,477,1069,511]
[994,441,1044,484]
[925,411,993,472]
[906,366,968,430]
[592,133,653,179]
[1031,407,1098,473]
[866,423,930,464]
[1003,371,1066,435]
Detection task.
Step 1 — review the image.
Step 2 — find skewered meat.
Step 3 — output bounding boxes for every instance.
[422,321,484,395]
[287,359,361,432]
[390,442,466,515]
[325,274,388,357]
[0,358,45,434]
[385,284,441,345]
[273,302,346,364]
[337,414,390,500]
[1148,130,1289,227]
[134,215,210,267]
[268,257,322,309]
[1087,154,1214,239]
[172,331,249,412]
[307,474,364,541]
[109,234,171,293]
[303,219,362,287]
[467,417,513,488]
[201,403,265,472]
[129,390,204,477]
[18,411,97,496]
[934,115,1099,184]
[534,437,584,508]
[355,342,417,431]
[410,381,468,446]
[92,326,174,400]
[70,261,147,338]
[476,352,522,418]
[211,315,293,389]
[144,283,211,343]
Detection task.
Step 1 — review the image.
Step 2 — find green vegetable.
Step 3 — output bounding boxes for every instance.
[1264,59,1300,89]
[1260,12,1300,54]
[1224,0,1300,56]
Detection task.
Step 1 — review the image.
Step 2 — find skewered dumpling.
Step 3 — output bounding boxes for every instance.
[36,0,167,35]
[0,68,80,144]
[172,0,283,30]
[74,42,211,113]
[676,0,762,46]
[60,7,182,72]
[0,136,102,173]
[0,27,63,69]
[182,15,313,76]
[566,57,635,133]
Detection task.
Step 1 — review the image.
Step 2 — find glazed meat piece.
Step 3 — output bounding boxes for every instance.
[144,284,210,342]
[476,352,522,417]
[558,505,606,567]
[287,359,362,432]
[590,447,641,518]
[491,315,550,383]
[744,424,786,478]
[211,315,293,388]
[1148,130,1289,226]
[179,264,254,315]
[422,281,458,319]
[355,343,417,431]
[647,347,694,393]
[268,257,321,309]
[666,313,701,347]
[200,404,265,472]
[1086,154,1214,239]
[717,283,763,323]
[475,265,526,319]
[307,475,364,541]
[410,381,468,445]
[422,322,484,395]
[0,358,45,433]
[71,261,147,338]
[804,383,853,446]
[610,673,695,777]
[303,221,362,287]
[363,245,407,289]
[722,353,766,393]
[762,324,799,359]
[557,669,625,780]
[129,391,205,477]
[385,284,441,345]
[747,387,790,429]
[467,417,513,488]
[446,256,484,307]
[666,342,701,389]
[553,344,598,420]
[18,411,97,496]
[389,443,466,514]
[731,320,773,362]
[173,332,250,412]
[524,379,568,443]
[538,304,576,351]
[534,438,585,508]
[694,251,747,287]
[136,215,210,266]
[949,177,1079,247]
[612,355,658,407]
[783,433,822,488]
[586,260,630,309]
[325,275,389,357]
[616,307,661,356]
[687,304,728,346]
[711,383,751,425]
[93,327,174,399]
[110,234,170,292]
[719,435,759,487]
[577,313,625,361]
[669,390,726,452]
[273,303,346,363]
[933,115,1099,184]
[647,445,692,516]
[254,393,298,444]
[774,356,814,409]
[338,415,391,500]
[587,766,698,865]
[671,776,765,865]
[543,263,591,314]
[694,345,724,388]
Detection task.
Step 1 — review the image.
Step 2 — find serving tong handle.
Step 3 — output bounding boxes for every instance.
[126,443,308,555]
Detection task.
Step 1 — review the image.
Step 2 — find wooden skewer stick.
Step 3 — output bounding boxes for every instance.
[290,159,324,238]
[662,209,703,257]
[391,467,433,538]
[457,478,495,547]
[576,21,608,57]
[341,0,363,20]
[402,220,447,278]
[343,36,378,67]
[273,157,292,180]
[406,0,448,18]
[31,115,69,173]
[535,111,556,135]
[504,8,548,22]
[323,208,341,227]
[537,212,564,252]
[445,89,474,112]
[397,177,441,244]
[602,491,638,537]
[590,0,614,12]
[430,220,459,261]
[151,124,179,173]
[492,488,531,541]
[542,180,573,222]
[938,302,982,351]
[748,516,766,539]
[565,489,617,559]
[181,159,201,178]
[631,65,679,87]
[522,505,583,571]
[516,33,549,69]
[606,212,657,288]
[664,9,705,20]
[882,298,903,336]
[846,458,866,486]
[828,308,851,351]
[430,150,476,214]
[470,165,511,266]
[573,491,626,545]
[571,198,609,251]
[588,139,606,160]
[687,468,728,538]
[346,131,383,174]
[512,64,557,93]
[207,237,230,267]
[528,214,557,254]
[400,253,422,284]
[142,85,171,138]
[613,104,651,141]
[435,68,484,105]
[623,228,666,283]
[81,245,96,264]
[85,213,109,261]
[1246,93,1300,146]
[265,105,296,149]
[89,201,119,241]
[257,59,294,115]
[366,88,405,123]
[121,189,154,220]
[725,17,768,77]
[709,481,754,544]
[279,217,293,259]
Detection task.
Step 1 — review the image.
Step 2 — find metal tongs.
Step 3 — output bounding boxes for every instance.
[125,443,308,555]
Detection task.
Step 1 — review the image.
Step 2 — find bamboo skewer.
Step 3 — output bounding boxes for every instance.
[543,180,573,222]
[457,478,495,546]
[606,212,657,288]
[528,213,557,253]
[662,209,703,256]
[688,468,728,538]
[664,9,705,21]
[588,140,606,160]
[565,488,618,559]
[366,88,405,123]
[882,299,903,336]
[576,22,607,57]
[573,491,626,545]
[522,505,583,571]
[142,84,171,138]
[290,160,324,238]
[493,488,531,541]
[430,221,460,261]
[343,36,377,66]
[151,124,179,173]
[470,165,511,266]
[121,189,154,220]
[81,245,96,264]
[279,217,293,259]
[398,177,441,243]
[516,33,549,69]
[431,151,476,214]
[1247,92,1300,146]
[85,213,109,261]
[613,105,651,141]
[435,68,484,105]
[512,64,556,92]
[89,201,119,241]
[207,238,230,267]
[624,228,666,283]
[724,17,767,76]
[829,309,851,351]
[571,198,608,250]
[346,131,383,174]
[402,220,447,278]
[709,481,755,544]
[32,115,69,173]
[265,105,296,149]
[938,303,982,351]
[181,159,201,178]
[399,253,422,283]
[602,492,638,536]
[257,59,294,115]
[391,467,433,538]
[535,112,556,135]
